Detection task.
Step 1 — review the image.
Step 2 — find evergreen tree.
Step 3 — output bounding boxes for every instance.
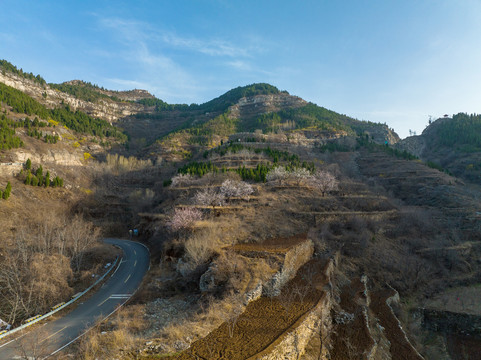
[36,165,43,177]
[26,158,31,170]
[31,175,38,186]
[45,171,50,187]
[3,181,11,199]
[25,171,32,185]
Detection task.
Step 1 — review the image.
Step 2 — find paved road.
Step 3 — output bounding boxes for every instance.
[0,238,150,359]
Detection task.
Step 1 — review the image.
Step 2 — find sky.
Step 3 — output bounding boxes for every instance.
[1,0,480,138]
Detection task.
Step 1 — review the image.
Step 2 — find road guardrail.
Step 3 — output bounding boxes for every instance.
[0,256,120,341]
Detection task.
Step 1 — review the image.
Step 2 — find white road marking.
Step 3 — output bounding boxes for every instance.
[41,326,67,344]
[98,294,131,307]
[134,260,137,267]
[124,274,131,283]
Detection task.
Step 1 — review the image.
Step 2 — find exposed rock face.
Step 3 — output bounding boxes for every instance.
[229,93,307,119]
[263,239,314,297]
[13,149,83,167]
[0,72,148,123]
[395,135,426,158]
[363,124,400,145]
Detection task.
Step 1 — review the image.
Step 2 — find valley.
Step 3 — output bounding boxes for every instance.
[0,59,480,359]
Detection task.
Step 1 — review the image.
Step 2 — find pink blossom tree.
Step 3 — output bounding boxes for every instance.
[167,207,203,232]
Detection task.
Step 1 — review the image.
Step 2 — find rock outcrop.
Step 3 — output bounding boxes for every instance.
[229,93,307,119]
[0,72,149,123]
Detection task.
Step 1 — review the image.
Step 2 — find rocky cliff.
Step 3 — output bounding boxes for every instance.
[0,72,148,123]
[228,93,307,119]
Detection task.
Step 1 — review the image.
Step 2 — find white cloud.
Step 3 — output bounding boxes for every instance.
[90,15,269,102]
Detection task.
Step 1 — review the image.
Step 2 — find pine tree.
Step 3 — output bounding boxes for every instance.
[3,181,11,199]
[45,171,50,187]
[31,175,38,186]
[25,171,32,185]
[26,158,31,170]
[36,165,43,177]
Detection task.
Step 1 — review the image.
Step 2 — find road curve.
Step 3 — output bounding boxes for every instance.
[0,238,150,359]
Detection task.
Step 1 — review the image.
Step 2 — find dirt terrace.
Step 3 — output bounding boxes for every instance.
[331,277,374,360]
[169,259,329,360]
[371,290,424,360]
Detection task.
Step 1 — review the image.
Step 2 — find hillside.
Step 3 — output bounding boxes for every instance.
[396,113,481,182]
[2,59,481,359]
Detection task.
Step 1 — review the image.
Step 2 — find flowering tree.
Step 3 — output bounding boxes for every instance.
[220,179,254,201]
[266,166,289,185]
[309,170,339,196]
[171,173,194,187]
[167,207,203,232]
[195,187,225,211]
[289,167,312,186]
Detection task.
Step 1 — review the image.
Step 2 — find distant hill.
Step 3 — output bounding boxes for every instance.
[396,113,481,182]
[0,58,400,157]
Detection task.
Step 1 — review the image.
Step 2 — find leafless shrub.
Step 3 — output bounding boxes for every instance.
[14,327,51,360]
[0,214,100,323]
[105,153,152,172]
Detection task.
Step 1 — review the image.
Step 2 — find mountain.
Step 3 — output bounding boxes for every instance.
[6,59,480,359]
[396,113,481,182]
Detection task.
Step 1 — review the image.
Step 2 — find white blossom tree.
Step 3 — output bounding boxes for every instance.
[289,167,312,186]
[309,170,339,196]
[220,179,254,201]
[195,187,225,212]
[266,166,289,185]
[171,173,194,187]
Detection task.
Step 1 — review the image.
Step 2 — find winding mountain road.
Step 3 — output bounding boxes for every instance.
[0,238,150,359]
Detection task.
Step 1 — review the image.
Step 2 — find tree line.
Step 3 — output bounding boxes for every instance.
[49,82,124,103]
[0,59,47,86]
[0,82,126,141]
[22,159,63,187]
[0,181,11,200]
[0,113,23,149]
[435,113,481,152]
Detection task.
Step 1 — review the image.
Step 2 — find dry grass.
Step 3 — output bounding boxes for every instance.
[76,304,147,360]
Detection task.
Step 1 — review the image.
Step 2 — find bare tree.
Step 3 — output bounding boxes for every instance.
[67,215,101,273]
[14,327,51,360]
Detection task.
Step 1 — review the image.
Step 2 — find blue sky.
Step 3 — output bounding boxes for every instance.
[1,0,480,138]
